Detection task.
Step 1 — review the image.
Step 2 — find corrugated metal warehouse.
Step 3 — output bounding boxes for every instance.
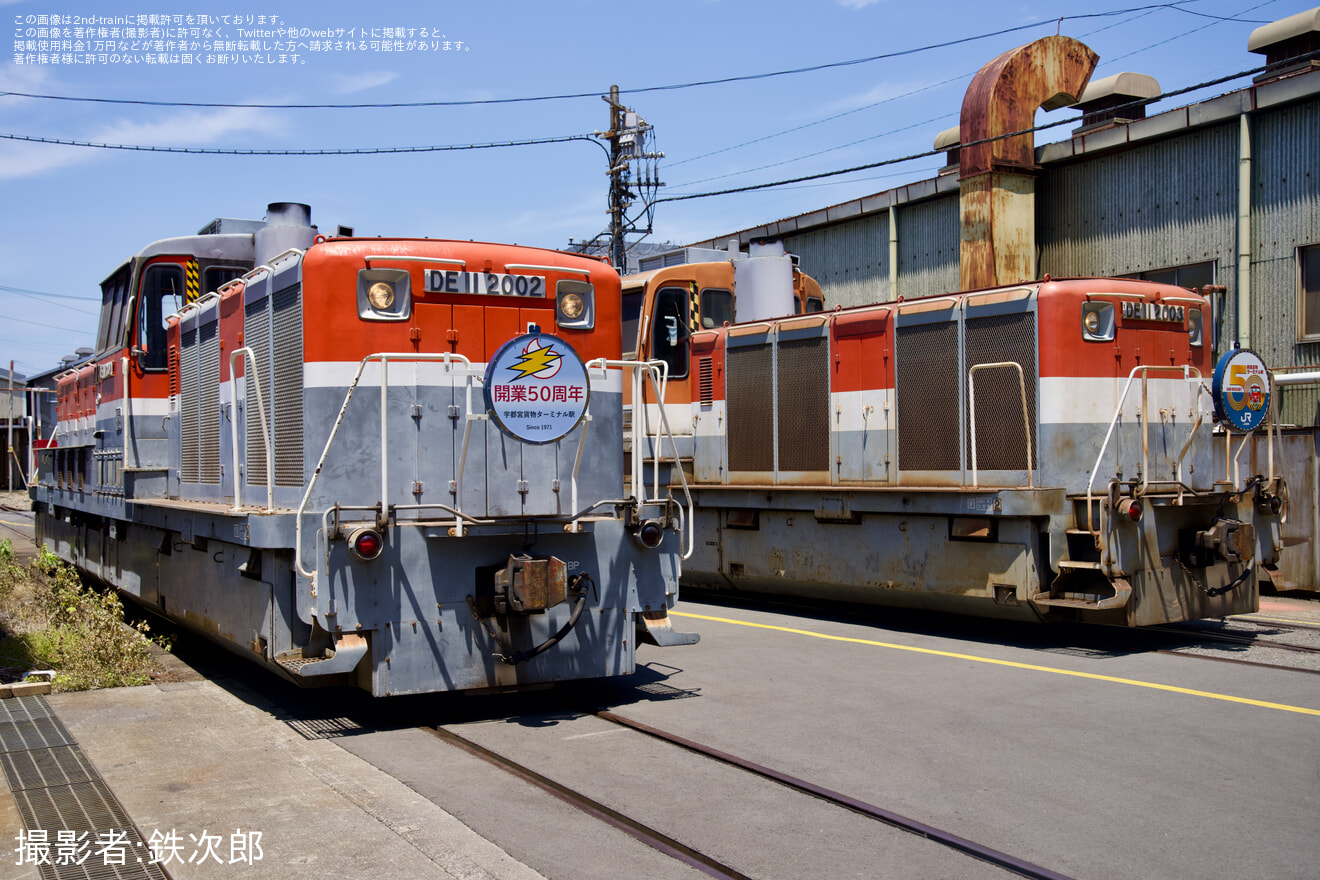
[688,8,1320,427]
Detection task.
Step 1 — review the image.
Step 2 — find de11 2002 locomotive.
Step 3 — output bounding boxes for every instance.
[34,203,697,696]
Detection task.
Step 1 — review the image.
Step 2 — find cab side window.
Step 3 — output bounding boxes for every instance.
[136,264,185,371]
[650,286,690,379]
[97,268,129,353]
[700,288,732,329]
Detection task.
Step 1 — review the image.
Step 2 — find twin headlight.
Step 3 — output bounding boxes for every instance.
[1081,301,1203,346]
[355,268,595,330]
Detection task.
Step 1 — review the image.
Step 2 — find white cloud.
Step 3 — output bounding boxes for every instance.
[839,0,884,8]
[0,62,53,93]
[92,107,277,147]
[0,107,278,179]
[327,71,398,94]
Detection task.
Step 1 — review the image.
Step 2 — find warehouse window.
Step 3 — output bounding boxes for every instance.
[1301,244,1320,342]
[1124,260,1215,291]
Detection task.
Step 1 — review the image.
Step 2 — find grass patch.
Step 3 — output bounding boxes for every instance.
[0,541,163,691]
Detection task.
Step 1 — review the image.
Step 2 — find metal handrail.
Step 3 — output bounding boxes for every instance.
[591,357,695,560]
[295,351,473,580]
[365,255,464,267]
[228,347,274,513]
[1086,365,1204,535]
[967,362,1033,489]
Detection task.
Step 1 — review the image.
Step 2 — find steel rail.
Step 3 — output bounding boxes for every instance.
[595,711,1081,880]
[1148,626,1320,657]
[425,726,753,880]
[1154,650,1320,676]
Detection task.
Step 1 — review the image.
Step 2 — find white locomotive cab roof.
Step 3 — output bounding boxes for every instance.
[134,232,256,264]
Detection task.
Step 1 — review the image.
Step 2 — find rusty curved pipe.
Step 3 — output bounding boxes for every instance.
[959,36,1098,290]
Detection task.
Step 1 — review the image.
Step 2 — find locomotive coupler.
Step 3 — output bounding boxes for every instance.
[493,554,569,615]
[1179,520,1255,568]
[469,569,595,665]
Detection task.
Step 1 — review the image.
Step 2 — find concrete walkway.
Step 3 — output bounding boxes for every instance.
[2,671,545,880]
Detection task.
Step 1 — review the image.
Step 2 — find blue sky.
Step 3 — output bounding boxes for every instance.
[0,0,1302,375]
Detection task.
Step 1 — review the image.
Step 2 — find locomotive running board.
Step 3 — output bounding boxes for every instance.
[637,610,701,647]
[275,634,369,677]
[1031,569,1132,611]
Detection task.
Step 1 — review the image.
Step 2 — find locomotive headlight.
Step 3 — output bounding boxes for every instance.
[367,282,395,311]
[1081,302,1115,342]
[556,280,595,330]
[559,292,585,320]
[356,268,411,321]
[1187,308,1203,347]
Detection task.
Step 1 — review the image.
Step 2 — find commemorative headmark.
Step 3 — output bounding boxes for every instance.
[483,329,590,445]
[1211,347,1271,433]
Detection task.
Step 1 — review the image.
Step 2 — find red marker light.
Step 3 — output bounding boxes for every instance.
[350,528,384,561]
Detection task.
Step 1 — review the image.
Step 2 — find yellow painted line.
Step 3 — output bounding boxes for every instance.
[0,520,30,527]
[672,611,1320,717]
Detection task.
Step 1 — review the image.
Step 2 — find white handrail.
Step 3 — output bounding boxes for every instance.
[967,362,1033,489]
[228,347,274,512]
[1086,365,1203,535]
[590,357,694,560]
[296,351,473,580]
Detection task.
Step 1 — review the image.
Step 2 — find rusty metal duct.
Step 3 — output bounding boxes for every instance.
[958,36,1098,290]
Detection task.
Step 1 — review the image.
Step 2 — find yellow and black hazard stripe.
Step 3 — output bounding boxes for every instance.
[688,284,700,334]
[185,259,200,303]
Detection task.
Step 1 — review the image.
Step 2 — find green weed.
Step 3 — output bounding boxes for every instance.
[0,548,160,691]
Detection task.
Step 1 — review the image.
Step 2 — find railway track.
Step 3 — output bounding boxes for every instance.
[1150,619,1320,674]
[429,712,1080,880]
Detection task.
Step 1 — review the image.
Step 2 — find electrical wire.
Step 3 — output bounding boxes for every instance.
[653,54,1289,206]
[0,131,600,156]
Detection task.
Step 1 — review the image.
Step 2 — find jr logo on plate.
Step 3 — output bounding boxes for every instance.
[484,331,591,444]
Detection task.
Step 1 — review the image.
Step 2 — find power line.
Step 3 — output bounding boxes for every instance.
[0,285,101,318]
[656,1,1268,175]
[0,131,600,156]
[0,4,1242,111]
[670,112,953,191]
[653,57,1280,206]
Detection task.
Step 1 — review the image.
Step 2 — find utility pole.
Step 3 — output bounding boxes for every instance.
[606,85,626,272]
[601,85,663,273]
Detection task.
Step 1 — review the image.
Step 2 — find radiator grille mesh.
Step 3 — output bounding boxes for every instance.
[198,320,221,484]
[965,311,1038,471]
[726,344,773,471]
[271,284,304,487]
[776,336,829,471]
[896,321,961,470]
[697,356,714,405]
[244,296,270,486]
[179,327,198,483]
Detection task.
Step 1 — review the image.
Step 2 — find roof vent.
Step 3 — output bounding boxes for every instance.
[1248,7,1320,84]
[933,126,961,176]
[1071,72,1161,135]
